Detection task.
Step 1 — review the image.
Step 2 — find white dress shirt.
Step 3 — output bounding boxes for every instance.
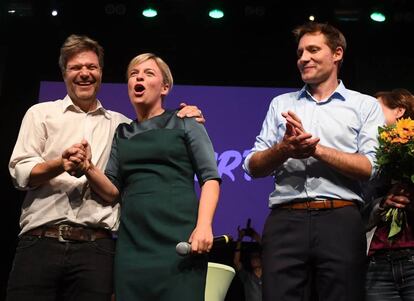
[9,95,131,235]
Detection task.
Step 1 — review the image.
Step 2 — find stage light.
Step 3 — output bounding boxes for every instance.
[51,9,58,16]
[370,11,386,22]
[209,9,224,19]
[6,0,33,17]
[309,15,315,21]
[142,8,157,18]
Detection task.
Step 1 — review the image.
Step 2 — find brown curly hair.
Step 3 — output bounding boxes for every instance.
[375,89,414,119]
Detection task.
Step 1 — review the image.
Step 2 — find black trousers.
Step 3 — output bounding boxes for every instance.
[6,235,115,301]
[262,206,367,301]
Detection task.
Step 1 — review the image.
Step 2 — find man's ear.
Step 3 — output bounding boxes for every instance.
[333,46,344,63]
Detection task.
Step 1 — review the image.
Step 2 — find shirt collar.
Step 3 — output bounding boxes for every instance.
[62,95,111,119]
[297,80,347,103]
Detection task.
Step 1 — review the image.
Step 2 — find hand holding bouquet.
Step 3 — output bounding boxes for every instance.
[376,118,414,240]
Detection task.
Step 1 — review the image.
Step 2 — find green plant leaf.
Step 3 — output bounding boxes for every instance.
[387,208,404,240]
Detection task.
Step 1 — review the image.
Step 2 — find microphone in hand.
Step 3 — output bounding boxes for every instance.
[176,235,233,256]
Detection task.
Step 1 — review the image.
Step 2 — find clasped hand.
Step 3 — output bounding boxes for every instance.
[281,111,320,159]
[61,139,92,177]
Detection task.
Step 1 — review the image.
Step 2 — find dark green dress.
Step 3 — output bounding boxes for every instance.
[105,110,221,300]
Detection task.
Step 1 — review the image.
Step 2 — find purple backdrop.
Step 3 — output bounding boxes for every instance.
[39,81,296,238]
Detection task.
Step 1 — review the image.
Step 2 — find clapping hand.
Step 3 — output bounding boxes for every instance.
[281,111,320,159]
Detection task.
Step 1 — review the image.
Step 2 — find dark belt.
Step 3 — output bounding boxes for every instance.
[277,199,357,210]
[24,224,112,242]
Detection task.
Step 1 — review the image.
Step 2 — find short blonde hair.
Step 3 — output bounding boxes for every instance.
[126,53,173,91]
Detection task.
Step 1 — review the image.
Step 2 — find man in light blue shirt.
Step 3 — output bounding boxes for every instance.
[243,22,385,301]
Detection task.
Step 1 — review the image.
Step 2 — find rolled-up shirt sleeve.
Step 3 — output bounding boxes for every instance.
[358,98,385,179]
[9,106,47,190]
[243,98,279,175]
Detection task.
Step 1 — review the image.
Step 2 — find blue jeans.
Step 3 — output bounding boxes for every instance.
[6,235,115,301]
[366,250,414,301]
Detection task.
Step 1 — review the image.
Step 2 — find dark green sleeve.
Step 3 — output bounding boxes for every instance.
[104,127,123,193]
[184,117,221,186]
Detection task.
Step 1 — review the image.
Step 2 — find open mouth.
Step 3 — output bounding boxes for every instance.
[134,84,145,93]
[76,81,94,86]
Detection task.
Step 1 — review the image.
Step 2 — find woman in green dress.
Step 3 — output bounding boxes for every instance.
[81,53,221,300]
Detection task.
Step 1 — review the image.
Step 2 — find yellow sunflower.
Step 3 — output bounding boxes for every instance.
[395,118,414,140]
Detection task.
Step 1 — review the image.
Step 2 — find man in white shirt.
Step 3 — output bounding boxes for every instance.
[7,34,203,301]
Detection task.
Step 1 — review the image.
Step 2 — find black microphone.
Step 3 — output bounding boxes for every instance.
[176,235,233,256]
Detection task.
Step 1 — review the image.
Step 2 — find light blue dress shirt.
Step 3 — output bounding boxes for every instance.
[243,81,385,207]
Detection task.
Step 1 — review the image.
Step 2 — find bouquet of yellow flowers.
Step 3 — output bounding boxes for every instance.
[375,117,414,239]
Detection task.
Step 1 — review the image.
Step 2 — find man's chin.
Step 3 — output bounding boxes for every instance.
[302,76,318,85]
[76,93,96,102]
